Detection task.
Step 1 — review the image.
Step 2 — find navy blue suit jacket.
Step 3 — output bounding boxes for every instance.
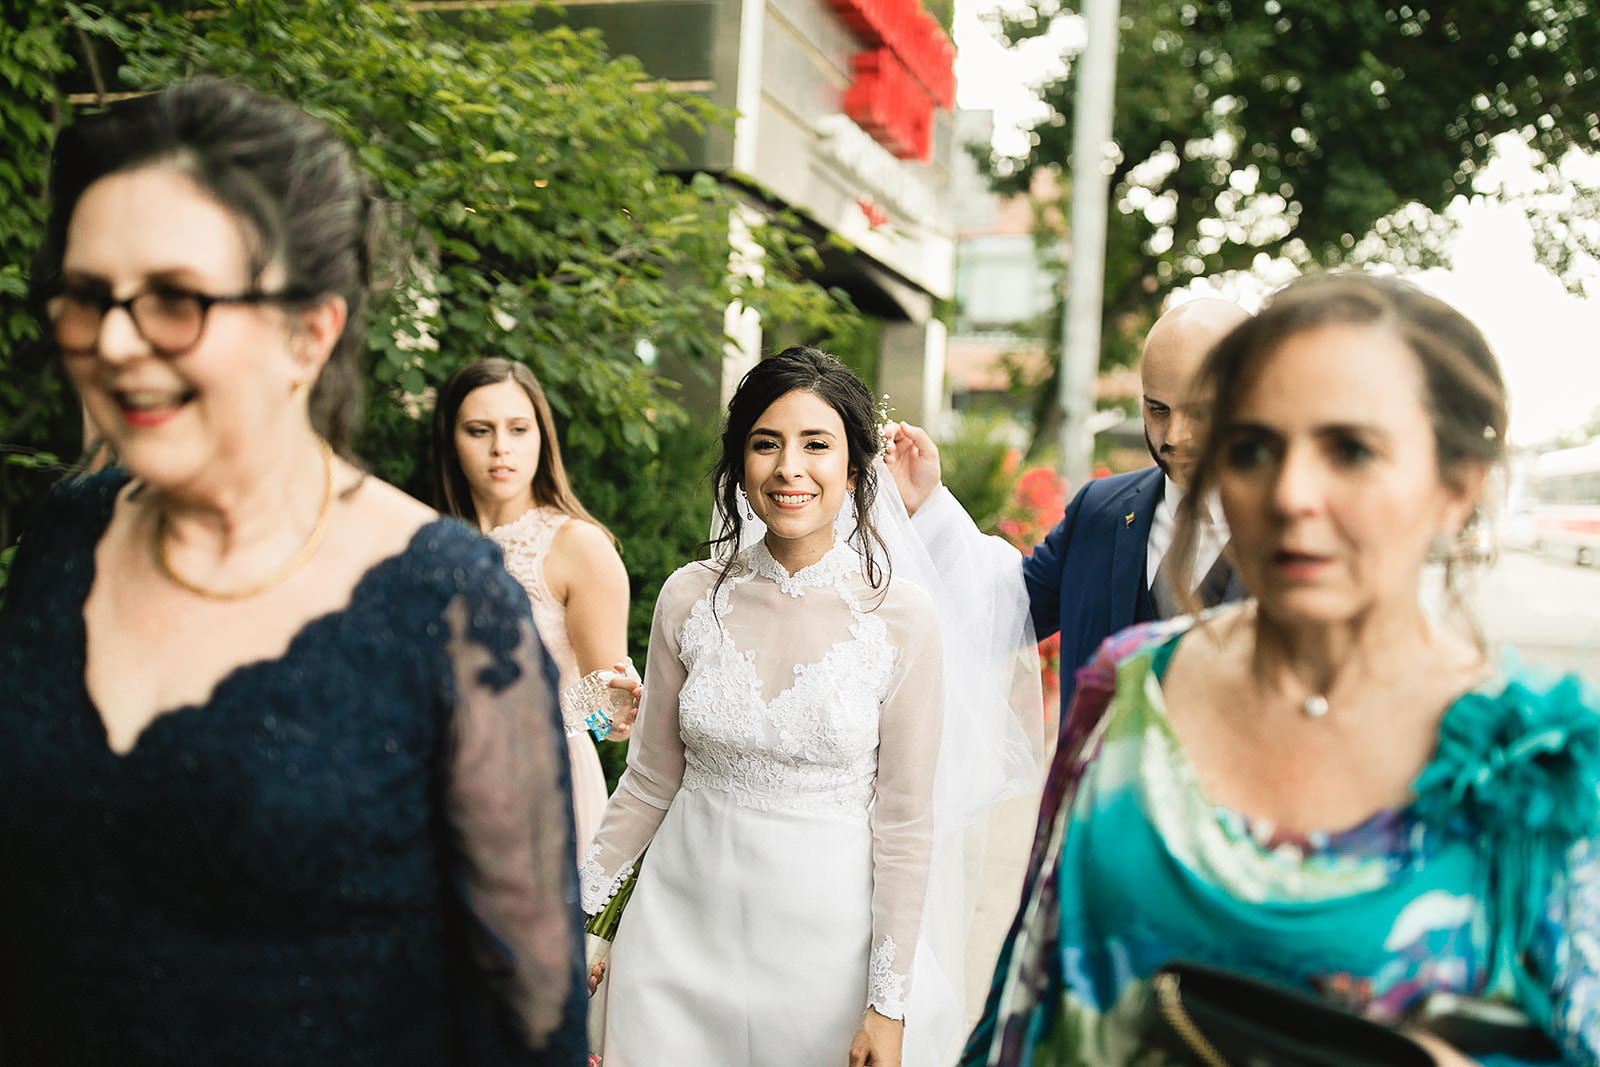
[1022,465,1166,717]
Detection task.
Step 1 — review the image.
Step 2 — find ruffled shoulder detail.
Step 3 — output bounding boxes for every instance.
[1414,666,1600,845]
[1412,663,1600,1025]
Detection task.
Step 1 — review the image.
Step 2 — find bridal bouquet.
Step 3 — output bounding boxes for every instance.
[583,862,640,943]
[583,861,641,1064]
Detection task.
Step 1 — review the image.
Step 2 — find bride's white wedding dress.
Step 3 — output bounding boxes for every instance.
[580,537,943,1066]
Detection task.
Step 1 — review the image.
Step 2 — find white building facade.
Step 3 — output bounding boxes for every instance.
[554,0,959,421]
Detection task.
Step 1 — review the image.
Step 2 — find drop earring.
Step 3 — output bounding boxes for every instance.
[740,489,754,522]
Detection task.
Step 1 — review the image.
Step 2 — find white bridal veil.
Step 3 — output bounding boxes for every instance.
[725,457,1045,1063]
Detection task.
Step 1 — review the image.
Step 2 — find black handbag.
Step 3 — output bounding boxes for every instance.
[1140,961,1435,1067]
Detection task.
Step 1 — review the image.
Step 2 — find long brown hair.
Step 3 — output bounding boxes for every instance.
[432,357,616,544]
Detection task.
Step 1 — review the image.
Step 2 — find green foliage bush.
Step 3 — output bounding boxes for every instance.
[0,1,80,584]
[0,0,863,656]
[938,414,1022,535]
[979,0,1600,453]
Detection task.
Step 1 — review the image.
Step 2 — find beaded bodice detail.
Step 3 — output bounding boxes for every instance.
[675,541,896,817]
[488,507,578,689]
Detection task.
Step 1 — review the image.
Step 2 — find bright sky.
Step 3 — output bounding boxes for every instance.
[953,0,1077,156]
[1419,199,1600,446]
[952,0,1600,446]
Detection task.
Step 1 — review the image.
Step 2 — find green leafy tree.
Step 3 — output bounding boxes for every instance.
[0,1,79,561]
[979,0,1600,451]
[0,0,862,642]
[1510,152,1600,298]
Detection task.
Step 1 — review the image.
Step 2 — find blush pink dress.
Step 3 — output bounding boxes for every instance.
[488,507,611,855]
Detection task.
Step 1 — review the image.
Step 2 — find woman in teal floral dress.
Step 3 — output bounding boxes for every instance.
[962,274,1600,1067]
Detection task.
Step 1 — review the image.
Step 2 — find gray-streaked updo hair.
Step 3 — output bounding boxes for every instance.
[31,79,380,455]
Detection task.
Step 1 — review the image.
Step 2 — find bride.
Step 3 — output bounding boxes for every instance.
[580,347,1042,1066]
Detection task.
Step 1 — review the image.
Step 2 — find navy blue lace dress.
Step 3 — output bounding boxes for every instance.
[0,472,588,1066]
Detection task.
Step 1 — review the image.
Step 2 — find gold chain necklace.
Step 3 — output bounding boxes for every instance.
[154,438,337,601]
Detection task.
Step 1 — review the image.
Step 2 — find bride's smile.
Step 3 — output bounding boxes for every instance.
[743,388,857,572]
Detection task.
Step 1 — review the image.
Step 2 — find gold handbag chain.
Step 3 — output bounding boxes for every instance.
[1153,971,1231,1067]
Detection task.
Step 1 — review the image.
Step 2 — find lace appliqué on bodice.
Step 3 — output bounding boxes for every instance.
[489,507,578,690]
[579,539,943,1039]
[675,541,896,819]
[746,536,862,598]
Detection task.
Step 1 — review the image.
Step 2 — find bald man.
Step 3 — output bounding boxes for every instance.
[887,298,1250,721]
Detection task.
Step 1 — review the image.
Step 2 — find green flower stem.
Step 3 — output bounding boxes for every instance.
[584,859,641,942]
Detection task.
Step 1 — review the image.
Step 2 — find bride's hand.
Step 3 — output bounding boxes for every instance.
[588,960,606,995]
[847,1008,903,1066]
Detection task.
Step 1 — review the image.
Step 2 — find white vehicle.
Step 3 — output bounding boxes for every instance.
[1528,442,1600,565]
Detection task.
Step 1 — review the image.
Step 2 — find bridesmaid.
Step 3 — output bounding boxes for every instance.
[434,358,639,853]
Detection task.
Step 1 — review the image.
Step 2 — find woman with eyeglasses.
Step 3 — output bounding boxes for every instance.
[0,81,586,1065]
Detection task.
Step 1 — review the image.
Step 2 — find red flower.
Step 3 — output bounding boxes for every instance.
[995,473,1071,705]
[1016,467,1066,516]
[856,196,890,229]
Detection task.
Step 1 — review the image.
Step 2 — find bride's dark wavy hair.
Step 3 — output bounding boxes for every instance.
[706,347,890,601]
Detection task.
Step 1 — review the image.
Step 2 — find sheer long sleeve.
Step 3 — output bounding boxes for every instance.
[441,580,587,1064]
[577,568,696,915]
[866,591,945,1019]
[910,486,1035,642]
[900,480,1045,811]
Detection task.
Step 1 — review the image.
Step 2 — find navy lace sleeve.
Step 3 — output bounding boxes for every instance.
[437,536,588,1062]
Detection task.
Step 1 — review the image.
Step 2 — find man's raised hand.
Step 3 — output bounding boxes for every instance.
[882,421,942,517]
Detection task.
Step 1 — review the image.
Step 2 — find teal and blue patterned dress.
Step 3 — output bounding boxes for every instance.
[962,614,1600,1067]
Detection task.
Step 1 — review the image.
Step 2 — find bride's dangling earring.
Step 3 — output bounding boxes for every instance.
[740,488,755,523]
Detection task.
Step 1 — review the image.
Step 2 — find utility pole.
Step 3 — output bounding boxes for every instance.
[1057,0,1121,487]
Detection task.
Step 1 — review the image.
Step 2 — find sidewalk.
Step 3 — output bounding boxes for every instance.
[962,791,1043,1028]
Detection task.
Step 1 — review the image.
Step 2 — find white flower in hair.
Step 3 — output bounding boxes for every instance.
[876,393,895,454]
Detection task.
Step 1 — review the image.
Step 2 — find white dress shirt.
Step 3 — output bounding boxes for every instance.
[1146,477,1227,589]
